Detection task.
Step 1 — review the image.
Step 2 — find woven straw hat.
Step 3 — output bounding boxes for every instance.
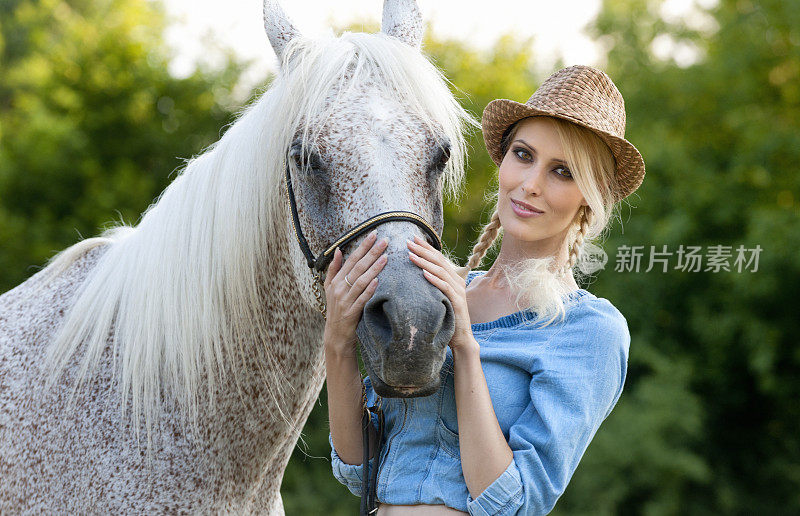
[482,65,645,202]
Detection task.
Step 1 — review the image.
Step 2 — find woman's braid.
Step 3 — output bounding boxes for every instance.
[462,208,502,273]
[559,206,592,276]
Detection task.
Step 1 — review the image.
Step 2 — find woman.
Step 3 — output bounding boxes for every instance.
[324,65,645,515]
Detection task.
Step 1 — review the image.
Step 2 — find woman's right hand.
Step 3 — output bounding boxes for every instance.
[323,230,388,357]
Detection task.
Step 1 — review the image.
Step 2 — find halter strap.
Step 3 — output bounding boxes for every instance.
[284,159,443,273]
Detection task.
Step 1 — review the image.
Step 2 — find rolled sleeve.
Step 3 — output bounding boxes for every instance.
[465,460,524,515]
[469,306,630,515]
[329,433,376,497]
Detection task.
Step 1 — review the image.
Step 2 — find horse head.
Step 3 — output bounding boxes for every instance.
[264,0,474,397]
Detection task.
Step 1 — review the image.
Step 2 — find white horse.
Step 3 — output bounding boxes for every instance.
[0,0,474,512]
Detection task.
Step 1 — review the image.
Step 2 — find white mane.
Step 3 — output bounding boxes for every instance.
[43,31,475,444]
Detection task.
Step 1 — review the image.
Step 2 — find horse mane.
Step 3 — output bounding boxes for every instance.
[42,31,475,447]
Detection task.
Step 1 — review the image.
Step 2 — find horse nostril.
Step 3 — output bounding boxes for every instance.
[364,297,392,343]
[441,298,454,332]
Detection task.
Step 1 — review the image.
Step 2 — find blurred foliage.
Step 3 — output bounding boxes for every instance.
[2,0,799,514]
[0,0,245,285]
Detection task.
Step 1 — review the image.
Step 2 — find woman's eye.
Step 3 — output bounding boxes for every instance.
[512,147,572,178]
[554,166,573,178]
[513,148,532,161]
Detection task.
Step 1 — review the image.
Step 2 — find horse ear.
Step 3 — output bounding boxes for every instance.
[263,0,301,64]
[381,0,424,49]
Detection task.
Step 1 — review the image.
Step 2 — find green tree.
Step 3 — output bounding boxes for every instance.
[0,0,246,292]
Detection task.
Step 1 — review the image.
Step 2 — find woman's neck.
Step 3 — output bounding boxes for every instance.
[479,234,579,292]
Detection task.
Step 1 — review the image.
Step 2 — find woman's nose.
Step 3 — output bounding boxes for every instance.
[521,166,545,196]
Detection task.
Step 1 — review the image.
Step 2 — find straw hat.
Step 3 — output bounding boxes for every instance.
[482,65,645,203]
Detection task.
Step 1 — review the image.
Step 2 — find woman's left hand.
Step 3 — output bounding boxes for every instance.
[407,235,476,353]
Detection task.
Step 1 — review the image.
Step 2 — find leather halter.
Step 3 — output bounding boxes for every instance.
[284,158,443,274]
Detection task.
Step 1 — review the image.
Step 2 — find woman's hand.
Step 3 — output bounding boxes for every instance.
[323,230,388,357]
[409,237,511,499]
[407,235,477,354]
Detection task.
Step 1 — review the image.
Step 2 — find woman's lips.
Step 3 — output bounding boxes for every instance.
[510,198,544,218]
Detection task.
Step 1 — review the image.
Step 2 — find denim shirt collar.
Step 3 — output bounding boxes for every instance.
[465,270,591,332]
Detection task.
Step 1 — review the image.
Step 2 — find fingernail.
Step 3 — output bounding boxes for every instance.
[370,230,377,239]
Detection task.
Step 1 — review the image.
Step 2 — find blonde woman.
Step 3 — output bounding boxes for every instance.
[325,65,645,515]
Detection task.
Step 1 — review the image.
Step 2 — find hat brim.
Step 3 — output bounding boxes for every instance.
[481,98,645,203]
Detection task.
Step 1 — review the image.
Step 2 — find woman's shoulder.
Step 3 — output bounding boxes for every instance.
[573,292,628,327]
[563,293,631,354]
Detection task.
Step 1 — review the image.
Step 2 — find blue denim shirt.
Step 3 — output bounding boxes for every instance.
[329,270,630,515]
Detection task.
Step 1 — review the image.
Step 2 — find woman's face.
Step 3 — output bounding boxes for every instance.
[497,117,588,254]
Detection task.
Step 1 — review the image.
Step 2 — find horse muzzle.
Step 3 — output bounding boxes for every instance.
[356,256,454,398]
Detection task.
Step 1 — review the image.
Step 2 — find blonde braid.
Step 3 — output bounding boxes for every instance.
[456,208,502,278]
[558,206,592,277]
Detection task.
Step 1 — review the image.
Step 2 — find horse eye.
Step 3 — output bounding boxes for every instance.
[288,147,302,167]
[431,141,451,173]
[289,144,324,174]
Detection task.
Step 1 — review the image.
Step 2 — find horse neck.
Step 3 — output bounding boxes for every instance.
[257,226,327,389]
[214,223,327,434]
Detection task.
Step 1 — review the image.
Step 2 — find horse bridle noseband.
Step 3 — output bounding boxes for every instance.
[283,154,442,515]
[283,156,443,317]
